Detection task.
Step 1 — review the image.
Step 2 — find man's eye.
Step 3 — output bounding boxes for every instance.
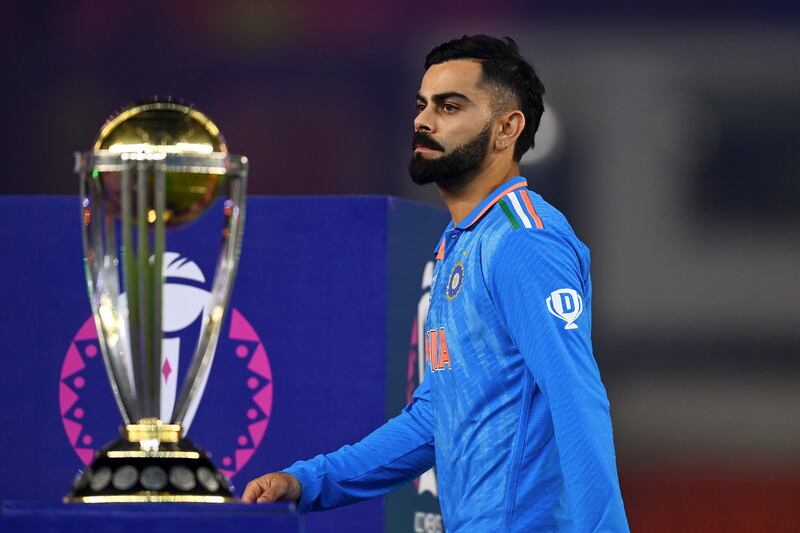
[415,103,426,113]
[441,103,457,112]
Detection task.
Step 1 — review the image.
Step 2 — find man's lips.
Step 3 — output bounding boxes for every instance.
[412,132,445,153]
[414,145,441,154]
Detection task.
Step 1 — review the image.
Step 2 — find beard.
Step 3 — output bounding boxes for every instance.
[408,123,492,185]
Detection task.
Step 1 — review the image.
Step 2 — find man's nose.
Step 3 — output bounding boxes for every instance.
[414,107,434,133]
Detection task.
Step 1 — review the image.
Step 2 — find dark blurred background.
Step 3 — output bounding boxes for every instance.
[3,1,799,530]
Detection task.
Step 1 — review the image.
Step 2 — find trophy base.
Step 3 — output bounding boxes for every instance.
[65,420,235,503]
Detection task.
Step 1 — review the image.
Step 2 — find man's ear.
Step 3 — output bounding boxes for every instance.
[494,110,525,152]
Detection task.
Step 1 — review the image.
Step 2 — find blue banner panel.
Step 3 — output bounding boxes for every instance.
[0,502,301,533]
[384,199,448,533]
[0,195,447,531]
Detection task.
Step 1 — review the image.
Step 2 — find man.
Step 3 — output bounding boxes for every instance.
[244,34,629,532]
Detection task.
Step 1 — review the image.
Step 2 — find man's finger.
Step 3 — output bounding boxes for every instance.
[242,479,264,503]
[260,475,285,502]
[243,472,300,504]
[245,474,279,503]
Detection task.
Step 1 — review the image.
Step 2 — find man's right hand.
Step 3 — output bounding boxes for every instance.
[242,472,302,504]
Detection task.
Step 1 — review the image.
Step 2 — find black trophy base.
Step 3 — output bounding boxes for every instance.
[65,435,235,503]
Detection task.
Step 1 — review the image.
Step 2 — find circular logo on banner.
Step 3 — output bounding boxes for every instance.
[446,261,464,301]
[58,253,273,480]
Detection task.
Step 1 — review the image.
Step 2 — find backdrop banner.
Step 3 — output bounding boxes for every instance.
[0,195,447,532]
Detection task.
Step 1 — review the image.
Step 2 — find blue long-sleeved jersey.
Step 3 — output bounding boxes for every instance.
[284,176,629,531]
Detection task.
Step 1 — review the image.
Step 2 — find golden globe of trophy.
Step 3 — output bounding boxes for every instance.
[66,99,248,502]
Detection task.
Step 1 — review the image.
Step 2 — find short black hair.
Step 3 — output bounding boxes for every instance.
[424,35,545,162]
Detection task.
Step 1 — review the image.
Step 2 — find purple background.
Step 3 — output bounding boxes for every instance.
[2,1,800,530]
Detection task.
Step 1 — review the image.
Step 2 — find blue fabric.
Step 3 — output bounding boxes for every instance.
[285,177,629,532]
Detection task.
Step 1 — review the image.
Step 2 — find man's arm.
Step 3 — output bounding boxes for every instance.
[489,229,629,532]
[244,376,435,511]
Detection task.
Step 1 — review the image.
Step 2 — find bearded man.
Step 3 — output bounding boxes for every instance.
[244,34,629,532]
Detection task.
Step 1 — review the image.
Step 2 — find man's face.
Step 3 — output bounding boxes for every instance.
[409,60,496,185]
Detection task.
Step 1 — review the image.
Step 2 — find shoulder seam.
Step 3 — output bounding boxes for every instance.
[497,199,521,229]
[519,190,544,229]
[505,190,544,230]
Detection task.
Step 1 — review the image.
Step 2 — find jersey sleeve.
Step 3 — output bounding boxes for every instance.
[489,229,629,532]
[282,375,435,513]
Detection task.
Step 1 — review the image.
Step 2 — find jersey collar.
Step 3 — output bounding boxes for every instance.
[455,176,528,230]
[433,176,528,260]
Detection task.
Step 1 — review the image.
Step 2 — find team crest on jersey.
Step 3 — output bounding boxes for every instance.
[446,261,464,301]
[546,288,583,330]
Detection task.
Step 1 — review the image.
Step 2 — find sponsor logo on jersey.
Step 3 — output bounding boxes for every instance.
[446,261,464,301]
[546,288,583,330]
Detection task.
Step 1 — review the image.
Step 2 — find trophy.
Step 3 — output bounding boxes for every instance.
[66,99,247,503]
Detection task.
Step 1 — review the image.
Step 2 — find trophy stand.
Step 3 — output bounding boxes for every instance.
[68,420,233,503]
[65,100,247,503]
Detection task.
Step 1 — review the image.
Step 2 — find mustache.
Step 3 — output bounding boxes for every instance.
[411,131,445,152]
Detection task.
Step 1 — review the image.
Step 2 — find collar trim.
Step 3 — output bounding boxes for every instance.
[456,176,528,230]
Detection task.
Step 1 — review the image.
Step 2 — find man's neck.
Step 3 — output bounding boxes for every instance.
[437,159,521,227]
